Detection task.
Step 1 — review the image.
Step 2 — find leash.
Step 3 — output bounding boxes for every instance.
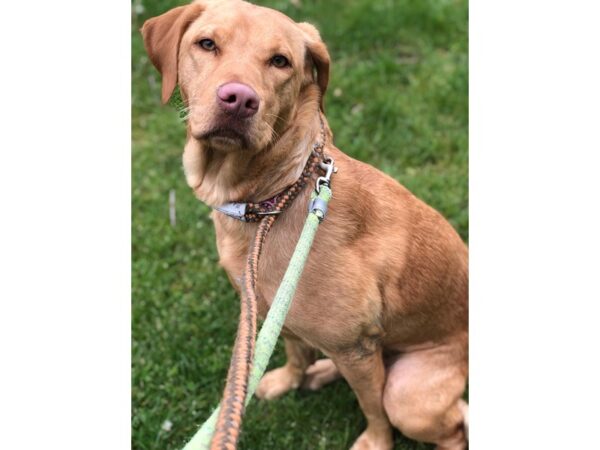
[182,120,336,450]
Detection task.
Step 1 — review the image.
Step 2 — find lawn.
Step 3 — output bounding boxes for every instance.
[132,0,468,449]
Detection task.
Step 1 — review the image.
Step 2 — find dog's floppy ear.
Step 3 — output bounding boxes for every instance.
[298,22,330,112]
[140,3,205,104]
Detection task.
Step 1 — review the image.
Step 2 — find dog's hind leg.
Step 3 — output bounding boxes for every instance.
[255,335,317,400]
[301,358,342,390]
[382,337,468,450]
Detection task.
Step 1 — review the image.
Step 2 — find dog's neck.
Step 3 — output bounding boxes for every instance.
[184,85,327,207]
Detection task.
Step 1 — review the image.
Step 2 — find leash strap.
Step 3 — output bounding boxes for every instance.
[182,185,333,450]
[207,128,330,450]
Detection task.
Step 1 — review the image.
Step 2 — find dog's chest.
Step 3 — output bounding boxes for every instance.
[212,207,389,352]
[214,214,315,324]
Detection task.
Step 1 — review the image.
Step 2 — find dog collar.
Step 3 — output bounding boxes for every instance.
[214,118,326,222]
[215,192,285,221]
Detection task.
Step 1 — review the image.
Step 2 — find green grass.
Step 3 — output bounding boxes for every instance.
[132,0,467,449]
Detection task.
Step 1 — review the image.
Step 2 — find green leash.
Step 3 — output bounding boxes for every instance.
[183,183,333,450]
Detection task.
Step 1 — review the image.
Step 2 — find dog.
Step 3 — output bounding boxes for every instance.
[141,1,468,448]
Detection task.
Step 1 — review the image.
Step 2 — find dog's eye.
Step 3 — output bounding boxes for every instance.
[198,39,217,51]
[270,54,290,68]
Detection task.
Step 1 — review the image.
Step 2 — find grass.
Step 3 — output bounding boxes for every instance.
[132,0,468,449]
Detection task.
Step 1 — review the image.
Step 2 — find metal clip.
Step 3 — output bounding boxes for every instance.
[316,157,337,193]
[256,210,283,216]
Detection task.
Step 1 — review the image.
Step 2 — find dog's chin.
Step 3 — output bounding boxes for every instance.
[194,128,252,152]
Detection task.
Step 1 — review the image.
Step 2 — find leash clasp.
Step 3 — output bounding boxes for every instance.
[310,156,336,222]
[316,157,337,193]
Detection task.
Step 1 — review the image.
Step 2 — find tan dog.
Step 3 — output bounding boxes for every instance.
[141,1,468,449]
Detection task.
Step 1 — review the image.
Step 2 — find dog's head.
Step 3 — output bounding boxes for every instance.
[141,0,329,153]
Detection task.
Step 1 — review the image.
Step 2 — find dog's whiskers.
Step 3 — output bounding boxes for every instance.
[177,105,193,122]
[262,119,280,141]
[264,113,286,123]
[176,95,204,122]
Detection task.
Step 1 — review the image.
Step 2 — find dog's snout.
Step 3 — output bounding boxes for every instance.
[217,82,260,118]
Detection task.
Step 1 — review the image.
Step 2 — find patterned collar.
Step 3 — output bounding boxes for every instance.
[214,117,326,222]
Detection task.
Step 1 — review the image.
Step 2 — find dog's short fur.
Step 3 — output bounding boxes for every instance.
[142,1,468,448]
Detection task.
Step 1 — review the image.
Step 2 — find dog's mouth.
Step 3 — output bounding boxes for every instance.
[196,127,250,148]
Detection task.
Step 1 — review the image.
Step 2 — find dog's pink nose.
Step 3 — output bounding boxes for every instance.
[216,82,260,118]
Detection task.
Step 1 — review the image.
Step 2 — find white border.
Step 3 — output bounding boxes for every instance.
[0,1,131,449]
[471,0,600,448]
[1,0,600,449]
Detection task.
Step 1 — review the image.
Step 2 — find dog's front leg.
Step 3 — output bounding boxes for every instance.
[255,335,316,400]
[333,349,393,450]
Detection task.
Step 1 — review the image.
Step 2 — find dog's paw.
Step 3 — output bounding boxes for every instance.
[301,358,341,391]
[255,366,301,400]
[459,399,469,441]
[349,428,393,450]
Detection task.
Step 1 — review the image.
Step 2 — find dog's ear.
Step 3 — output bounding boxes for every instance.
[298,22,330,112]
[140,4,205,104]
